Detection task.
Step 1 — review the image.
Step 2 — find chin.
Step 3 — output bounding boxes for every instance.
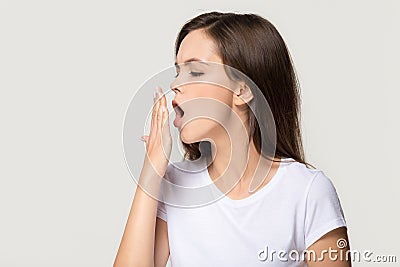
[179,119,217,144]
[179,125,203,144]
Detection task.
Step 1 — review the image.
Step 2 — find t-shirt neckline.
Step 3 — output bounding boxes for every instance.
[201,157,293,207]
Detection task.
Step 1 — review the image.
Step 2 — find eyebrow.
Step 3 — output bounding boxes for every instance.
[174,58,210,68]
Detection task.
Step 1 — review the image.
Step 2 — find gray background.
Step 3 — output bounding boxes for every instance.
[0,0,399,266]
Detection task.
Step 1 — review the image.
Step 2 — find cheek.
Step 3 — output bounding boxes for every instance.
[204,85,233,107]
[186,84,233,107]
[179,85,234,143]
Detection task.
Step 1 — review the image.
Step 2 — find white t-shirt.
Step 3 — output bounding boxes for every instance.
[156,157,347,266]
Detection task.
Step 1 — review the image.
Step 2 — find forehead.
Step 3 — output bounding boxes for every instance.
[176,29,222,65]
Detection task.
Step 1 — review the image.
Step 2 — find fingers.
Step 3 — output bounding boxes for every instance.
[157,86,166,133]
[161,94,170,140]
[149,86,169,142]
[150,87,161,142]
[141,135,149,145]
[156,87,164,131]
[142,86,172,165]
[150,90,157,133]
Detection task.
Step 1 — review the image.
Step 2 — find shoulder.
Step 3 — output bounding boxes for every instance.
[279,159,340,201]
[280,159,322,190]
[286,160,345,223]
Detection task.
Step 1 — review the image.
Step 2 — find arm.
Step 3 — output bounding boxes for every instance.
[113,180,161,267]
[306,226,351,267]
[154,218,170,267]
[114,87,171,267]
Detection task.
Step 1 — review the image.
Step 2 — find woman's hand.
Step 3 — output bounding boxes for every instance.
[141,86,172,178]
[113,87,171,267]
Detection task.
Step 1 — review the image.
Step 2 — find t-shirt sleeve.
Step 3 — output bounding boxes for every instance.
[304,171,347,249]
[156,199,167,222]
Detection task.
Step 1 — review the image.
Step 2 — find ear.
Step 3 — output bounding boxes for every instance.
[233,81,253,106]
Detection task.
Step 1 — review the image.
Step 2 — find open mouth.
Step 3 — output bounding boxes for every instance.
[172,100,184,128]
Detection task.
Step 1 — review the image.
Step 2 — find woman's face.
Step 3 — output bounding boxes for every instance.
[171,29,241,144]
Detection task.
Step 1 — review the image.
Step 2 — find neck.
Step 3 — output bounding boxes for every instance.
[206,115,278,194]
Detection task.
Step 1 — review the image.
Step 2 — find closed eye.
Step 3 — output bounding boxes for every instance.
[189,71,204,77]
[171,88,181,94]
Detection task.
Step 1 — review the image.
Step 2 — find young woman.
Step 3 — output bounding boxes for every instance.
[114,12,350,267]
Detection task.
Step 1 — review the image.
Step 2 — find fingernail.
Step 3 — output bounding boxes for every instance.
[162,106,166,112]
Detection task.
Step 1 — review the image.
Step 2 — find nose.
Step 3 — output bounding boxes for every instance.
[170,69,187,93]
[170,83,183,102]
[170,78,179,92]
[170,77,182,94]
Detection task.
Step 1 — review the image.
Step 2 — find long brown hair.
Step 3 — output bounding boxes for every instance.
[174,11,314,169]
